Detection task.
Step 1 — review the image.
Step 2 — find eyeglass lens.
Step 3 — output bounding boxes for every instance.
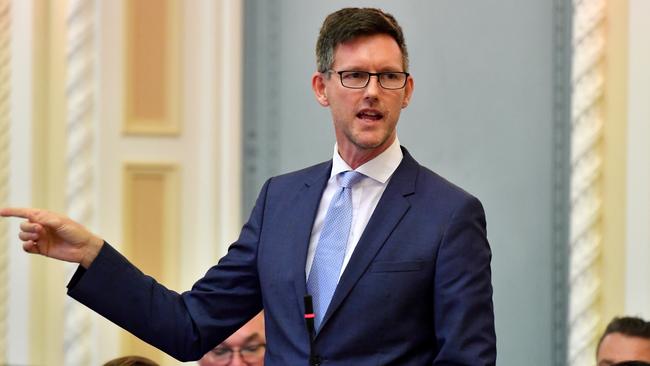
[212,343,265,365]
[338,71,408,89]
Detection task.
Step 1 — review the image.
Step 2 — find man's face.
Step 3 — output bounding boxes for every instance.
[198,313,266,366]
[597,332,650,366]
[312,34,413,165]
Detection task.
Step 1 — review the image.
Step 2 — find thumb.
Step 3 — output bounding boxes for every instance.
[29,209,64,229]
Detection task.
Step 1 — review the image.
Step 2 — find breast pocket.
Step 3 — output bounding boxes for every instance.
[369,260,426,273]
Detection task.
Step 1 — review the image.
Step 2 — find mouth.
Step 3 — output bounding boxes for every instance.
[356,109,384,121]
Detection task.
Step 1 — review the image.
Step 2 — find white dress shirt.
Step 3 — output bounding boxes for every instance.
[305,137,404,280]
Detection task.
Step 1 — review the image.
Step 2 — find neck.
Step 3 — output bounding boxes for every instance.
[338,138,394,170]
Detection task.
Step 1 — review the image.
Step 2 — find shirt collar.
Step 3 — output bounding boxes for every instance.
[330,137,403,184]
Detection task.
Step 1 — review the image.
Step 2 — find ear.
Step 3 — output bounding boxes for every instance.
[401,76,414,108]
[312,72,330,107]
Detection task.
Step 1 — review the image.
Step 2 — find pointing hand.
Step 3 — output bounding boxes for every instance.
[0,207,104,268]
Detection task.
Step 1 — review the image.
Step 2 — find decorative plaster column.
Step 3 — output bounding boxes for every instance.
[0,0,10,362]
[568,0,606,365]
[64,0,95,365]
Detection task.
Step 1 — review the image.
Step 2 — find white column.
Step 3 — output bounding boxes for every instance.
[625,0,650,319]
[0,0,10,362]
[217,0,243,254]
[187,0,244,278]
[7,0,33,363]
[568,0,606,365]
[63,0,96,365]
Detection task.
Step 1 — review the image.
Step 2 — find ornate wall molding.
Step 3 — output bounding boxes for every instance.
[568,0,606,364]
[64,0,95,364]
[0,0,10,362]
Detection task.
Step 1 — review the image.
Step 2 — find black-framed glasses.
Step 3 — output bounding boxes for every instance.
[210,343,266,365]
[330,70,410,90]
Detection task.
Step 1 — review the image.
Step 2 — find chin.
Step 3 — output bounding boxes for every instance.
[353,137,389,151]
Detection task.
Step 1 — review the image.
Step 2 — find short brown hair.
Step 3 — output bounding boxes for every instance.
[103,355,159,366]
[597,316,650,354]
[315,8,409,73]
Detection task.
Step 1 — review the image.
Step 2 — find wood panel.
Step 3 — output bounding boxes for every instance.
[121,162,179,365]
[123,0,180,135]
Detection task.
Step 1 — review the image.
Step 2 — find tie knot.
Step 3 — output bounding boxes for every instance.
[337,170,364,188]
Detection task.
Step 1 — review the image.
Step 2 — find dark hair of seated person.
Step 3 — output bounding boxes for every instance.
[103,355,160,366]
[613,362,650,366]
[600,316,650,345]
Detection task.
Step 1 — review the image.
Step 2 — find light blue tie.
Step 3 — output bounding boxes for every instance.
[307,170,364,330]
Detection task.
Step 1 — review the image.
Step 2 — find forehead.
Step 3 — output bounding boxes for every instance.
[222,316,265,346]
[332,34,403,69]
[598,333,650,363]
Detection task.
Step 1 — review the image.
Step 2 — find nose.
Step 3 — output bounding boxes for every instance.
[364,75,381,99]
[230,353,245,366]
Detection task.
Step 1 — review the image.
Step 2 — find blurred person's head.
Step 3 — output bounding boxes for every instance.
[198,312,265,366]
[597,316,650,366]
[103,355,159,366]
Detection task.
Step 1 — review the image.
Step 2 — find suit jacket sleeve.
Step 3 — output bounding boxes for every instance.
[66,180,271,362]
[433,195,496,364]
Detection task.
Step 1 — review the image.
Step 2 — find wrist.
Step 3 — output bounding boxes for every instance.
[80,236,104,269]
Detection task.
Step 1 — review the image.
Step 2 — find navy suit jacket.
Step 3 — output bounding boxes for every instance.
[68,147,496,365]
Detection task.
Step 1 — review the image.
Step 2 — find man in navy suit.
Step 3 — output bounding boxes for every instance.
[2,7,496,365]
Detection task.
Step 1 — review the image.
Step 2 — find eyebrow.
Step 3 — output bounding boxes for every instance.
[337,67,404,73]
[243,333,262,343]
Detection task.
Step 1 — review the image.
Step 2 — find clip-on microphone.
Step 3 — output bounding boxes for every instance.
[304,295,318,365]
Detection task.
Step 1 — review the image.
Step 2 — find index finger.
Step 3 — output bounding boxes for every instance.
[0,207,38,219]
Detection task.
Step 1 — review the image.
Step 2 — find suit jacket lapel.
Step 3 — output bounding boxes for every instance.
[288,162,332,314]
[319,149,418,332]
